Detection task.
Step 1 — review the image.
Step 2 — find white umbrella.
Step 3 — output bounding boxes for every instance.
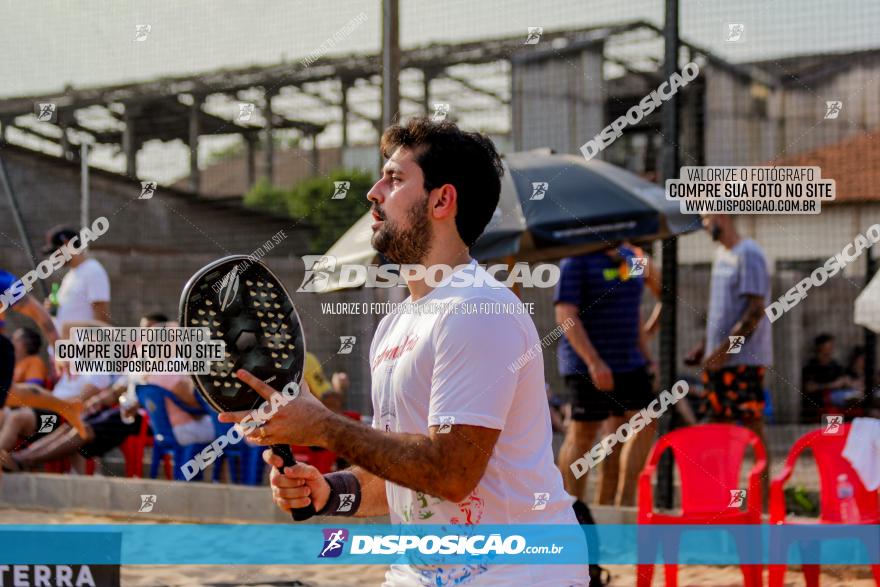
[855,268,880,333]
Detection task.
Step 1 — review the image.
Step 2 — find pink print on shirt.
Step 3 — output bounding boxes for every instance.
[371,333,419,370]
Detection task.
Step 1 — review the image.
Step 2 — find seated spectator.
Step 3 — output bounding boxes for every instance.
[12,328,49,387]
[1,314,213,473]
[0,373,117,473]
[801,334,850,421]
[827,345,868,408]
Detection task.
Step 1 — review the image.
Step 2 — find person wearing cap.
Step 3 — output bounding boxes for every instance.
[44,225,111,327]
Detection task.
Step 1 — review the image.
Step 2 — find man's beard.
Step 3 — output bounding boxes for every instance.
[371,194,432,265]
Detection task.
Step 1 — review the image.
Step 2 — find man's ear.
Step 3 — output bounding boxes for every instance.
[431,184,457,220]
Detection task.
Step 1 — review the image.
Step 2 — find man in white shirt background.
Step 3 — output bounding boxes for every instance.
[220,116,588,586]
[43,225,112,327]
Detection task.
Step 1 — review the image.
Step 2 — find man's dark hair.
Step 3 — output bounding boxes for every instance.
[380,116,504,247]
[814,333,834,348]
[15,327,42,355]
[143,312,169,324]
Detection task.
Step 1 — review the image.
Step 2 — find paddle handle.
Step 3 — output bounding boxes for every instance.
[272,444,317,521]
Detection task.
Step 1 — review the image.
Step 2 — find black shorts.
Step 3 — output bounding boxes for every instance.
[30,408,60,439]
[565,367,655,422]
[79,407,143,458]
[701,365,766,422]
[0,334,14,408]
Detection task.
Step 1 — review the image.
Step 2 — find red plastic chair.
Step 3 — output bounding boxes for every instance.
[637,423,767,587]
[769,423,880,587]
[119,409,152,478]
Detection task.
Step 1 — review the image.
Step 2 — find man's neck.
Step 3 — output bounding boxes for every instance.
[721,231,742,250]
[406,248,473,301]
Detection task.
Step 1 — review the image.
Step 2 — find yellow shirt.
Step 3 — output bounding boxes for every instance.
[303,352,331,398]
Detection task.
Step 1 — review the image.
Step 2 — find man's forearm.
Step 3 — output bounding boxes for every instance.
[564,321,601,366]
[708,300,765,360]
[347,466,389,517]
[320,415,456,501]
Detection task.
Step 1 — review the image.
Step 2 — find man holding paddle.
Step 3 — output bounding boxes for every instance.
[219,117,587,586]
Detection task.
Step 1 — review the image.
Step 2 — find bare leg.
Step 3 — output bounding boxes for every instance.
[8,384,88,438]
[0,408,37,453]
[594,416,622,505]
[616,412,659,506]
[558,419,602,501]
[12,424,89,469]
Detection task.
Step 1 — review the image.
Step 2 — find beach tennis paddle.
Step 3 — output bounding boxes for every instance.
[180,255,315,521]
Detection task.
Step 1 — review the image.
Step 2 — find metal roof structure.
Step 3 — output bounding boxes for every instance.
[0,20,772,193]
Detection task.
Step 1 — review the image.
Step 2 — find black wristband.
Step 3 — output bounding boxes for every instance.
[316,471,362,516]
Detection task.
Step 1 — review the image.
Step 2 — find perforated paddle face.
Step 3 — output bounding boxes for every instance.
[179,256,306,414]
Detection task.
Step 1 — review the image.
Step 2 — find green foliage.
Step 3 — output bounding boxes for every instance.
[244,168,373,253]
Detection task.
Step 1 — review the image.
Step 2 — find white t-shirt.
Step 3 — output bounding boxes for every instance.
[370,261,587,587]
[56,258,110,327]
[52,373,115,400]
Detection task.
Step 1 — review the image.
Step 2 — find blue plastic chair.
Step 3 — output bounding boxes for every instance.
[192,393,265,485]
[135,384,211,481]
[208,419,265,485]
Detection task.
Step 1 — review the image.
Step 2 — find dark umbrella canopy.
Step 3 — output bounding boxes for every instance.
[316,150,698,291]
[472,150,697,262]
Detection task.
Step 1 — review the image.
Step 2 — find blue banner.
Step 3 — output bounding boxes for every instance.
[0,524,877,565]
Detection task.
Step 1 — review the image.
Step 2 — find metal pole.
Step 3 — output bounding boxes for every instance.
[381,0,400,132]
[0,154,49,296]
[81,142,89,229]
[657,0,680,511]
[865,250,877,411]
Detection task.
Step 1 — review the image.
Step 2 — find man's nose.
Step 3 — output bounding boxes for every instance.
[366,179,385,204]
